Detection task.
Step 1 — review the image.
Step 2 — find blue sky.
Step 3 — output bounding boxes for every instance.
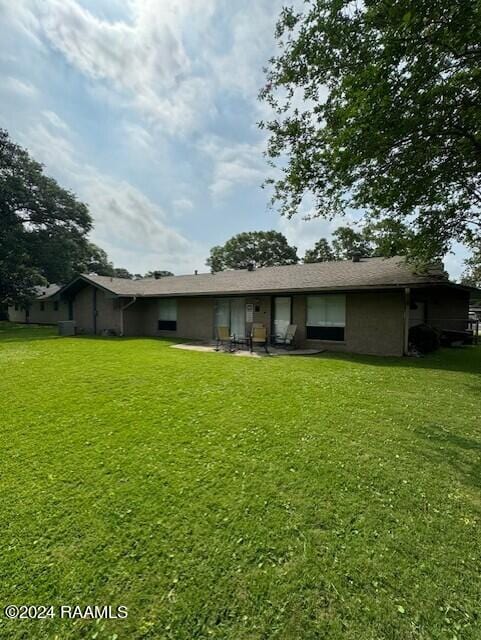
[0,0,468,278]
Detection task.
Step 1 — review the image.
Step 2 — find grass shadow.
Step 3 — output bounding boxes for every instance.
[317,345,481,375]
[412,423,481,494]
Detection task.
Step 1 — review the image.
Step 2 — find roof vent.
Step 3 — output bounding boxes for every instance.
[194,270,198,275]
[352,252,361,263]
[247,262,255,272]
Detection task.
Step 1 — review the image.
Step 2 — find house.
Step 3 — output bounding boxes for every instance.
[7,284,70,325]
[8,256,474,356]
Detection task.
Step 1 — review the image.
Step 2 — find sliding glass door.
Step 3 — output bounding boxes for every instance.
[230,298,245,338]
[273,296,292,338]
[215,298,246,338]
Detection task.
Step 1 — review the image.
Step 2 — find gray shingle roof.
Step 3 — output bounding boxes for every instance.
[74,257,452,298]
[35,284,62,300]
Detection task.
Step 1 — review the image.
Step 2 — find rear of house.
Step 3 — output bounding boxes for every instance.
[37,256,473,357]
[8,285,70,325]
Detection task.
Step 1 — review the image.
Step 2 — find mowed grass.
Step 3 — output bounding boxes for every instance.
[0,323,480,640]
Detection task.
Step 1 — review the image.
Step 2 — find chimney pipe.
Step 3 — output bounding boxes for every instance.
[194,270,198,275]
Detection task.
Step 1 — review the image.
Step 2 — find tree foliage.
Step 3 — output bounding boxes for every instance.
[332,227,373,260]
[303,221,414,262]
[206,231,298,272]
[364,219,416,258]
[113,267,133,280]
[303,238,334,263]
[144,270,174,279]
[0,129,134,303]
[76,243,114,277]
[1,129,93,303]
[461,245,481,288]
[260,1,481,264]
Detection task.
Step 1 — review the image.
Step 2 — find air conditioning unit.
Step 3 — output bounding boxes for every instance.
[58,320,76,336]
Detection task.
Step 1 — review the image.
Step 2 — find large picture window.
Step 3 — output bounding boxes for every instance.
[306,295,346,341]
[158,298,177,331]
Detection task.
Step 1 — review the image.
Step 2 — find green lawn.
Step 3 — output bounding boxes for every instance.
[0,323,480,640]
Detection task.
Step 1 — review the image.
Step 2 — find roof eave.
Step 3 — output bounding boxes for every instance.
[133,280,454,298]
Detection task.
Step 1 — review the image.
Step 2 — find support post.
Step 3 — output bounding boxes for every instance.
[403,287,410,355]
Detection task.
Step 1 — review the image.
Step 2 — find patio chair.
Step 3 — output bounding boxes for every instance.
[215,326,234,351]
[250,324,269,354]
[273,324,297,349]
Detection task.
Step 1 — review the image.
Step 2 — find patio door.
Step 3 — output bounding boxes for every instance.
[215,298,245,337]
[273,296,291,338]
[230,298,245,338]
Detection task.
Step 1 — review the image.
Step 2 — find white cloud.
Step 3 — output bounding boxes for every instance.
[42,110,68,130]
[173,197,194,213]
[5,0,288,135]
[279,215,342,259]
[123,122,154,150]
[1,76,37,96]
[21,119,204,274]
[444,242,469,282]
[32,0,217,134]
[199,135,267,198]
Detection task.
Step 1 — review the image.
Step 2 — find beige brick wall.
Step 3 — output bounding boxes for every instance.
[8,300,70,325]
[118,291,406,355]
[73,286,121,335]
[8,306,28,323]
[293,291,405,356]
[346,291,405,356]
[128,297,216,340]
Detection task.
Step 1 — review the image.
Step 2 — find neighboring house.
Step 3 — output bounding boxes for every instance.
[8,284,70,325]
[8,255,473,357]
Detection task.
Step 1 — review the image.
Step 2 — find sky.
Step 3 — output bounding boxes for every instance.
[0,0,468,278]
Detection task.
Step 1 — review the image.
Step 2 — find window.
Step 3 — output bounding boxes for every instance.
[158,298,177,331]
[54,301,59,311]
[40,302,45,311]
[306,295,346,341]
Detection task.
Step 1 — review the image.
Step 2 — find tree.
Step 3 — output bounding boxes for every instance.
[303,238,335,263]
[113,268,133,279]
[76,243,114,277]
[461,246,481,288]
[144,270,174,279]
[332,227,372,260]
[260,1,481,264]
[0,129,92,304]
[365,220,416,258]
[206,231,298,272]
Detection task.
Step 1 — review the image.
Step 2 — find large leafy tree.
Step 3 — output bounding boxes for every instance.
[113,268,133,279]
[303,220,415,262]
[303,238,334,263]
[0,129,92,304]
[77,243,115,277]
[332,227,372,260]
[206,230,298,272]
[461,245,481,288]
[260,1,481,264]
[364,219,416,258]
[144,270,174,278]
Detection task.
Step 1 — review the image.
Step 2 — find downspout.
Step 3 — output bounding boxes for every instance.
[120,296,137,337]
[403,287,410,355]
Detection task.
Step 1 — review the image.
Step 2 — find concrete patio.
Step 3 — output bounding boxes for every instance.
[171,342,325,357]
